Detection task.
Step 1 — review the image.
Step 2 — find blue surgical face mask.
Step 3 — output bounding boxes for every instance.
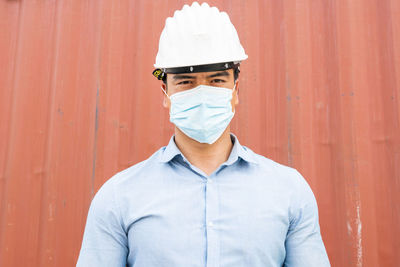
[162,84,236,144]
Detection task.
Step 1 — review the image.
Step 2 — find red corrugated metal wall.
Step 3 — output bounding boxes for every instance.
[1,0,399,266]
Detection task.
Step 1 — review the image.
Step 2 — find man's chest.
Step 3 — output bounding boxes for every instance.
[120,177,289,266]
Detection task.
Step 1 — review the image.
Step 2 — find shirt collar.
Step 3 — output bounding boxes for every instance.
[159,135,183,163]
[159,133,258,165]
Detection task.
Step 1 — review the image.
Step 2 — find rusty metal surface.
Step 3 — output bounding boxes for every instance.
[0,0,399,266]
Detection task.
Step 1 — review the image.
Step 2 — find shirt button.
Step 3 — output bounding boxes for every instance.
[207,178,213,183]
[208,221,214,227]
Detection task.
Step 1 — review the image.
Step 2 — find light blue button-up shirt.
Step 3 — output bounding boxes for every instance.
[77,134,330,267]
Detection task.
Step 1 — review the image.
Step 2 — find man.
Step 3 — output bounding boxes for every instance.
[77,2,330,266]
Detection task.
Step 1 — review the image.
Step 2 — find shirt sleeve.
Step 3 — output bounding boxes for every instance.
[284,170,331,267]
[76,179,128,267]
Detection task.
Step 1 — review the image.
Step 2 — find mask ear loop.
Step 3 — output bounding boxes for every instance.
[161,87,170,99]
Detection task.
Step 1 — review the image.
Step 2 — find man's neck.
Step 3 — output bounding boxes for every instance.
[174,127,234,176]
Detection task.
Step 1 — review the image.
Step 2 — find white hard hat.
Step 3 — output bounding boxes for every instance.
[153,2,247,75]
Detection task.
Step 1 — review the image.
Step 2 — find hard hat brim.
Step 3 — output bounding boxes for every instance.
[161,61,241,74]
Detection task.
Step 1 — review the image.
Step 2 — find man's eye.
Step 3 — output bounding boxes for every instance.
[177,80,192,85]
[212,79,225,83]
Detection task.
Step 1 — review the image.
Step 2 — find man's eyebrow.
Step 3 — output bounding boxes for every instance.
[207,71,230,78]
[172,74,196,81]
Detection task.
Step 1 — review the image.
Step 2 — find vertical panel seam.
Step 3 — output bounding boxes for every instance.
[0,1,24,258]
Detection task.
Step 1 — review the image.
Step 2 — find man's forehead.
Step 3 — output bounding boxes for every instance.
[170,70,233,80]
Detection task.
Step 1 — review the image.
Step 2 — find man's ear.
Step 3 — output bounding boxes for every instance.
[234,80,239,105]
[161,83,170,108]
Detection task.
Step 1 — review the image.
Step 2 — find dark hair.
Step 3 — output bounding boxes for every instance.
[162,66,240,84]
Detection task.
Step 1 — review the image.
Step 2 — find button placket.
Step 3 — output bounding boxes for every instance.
[205,174,220,267]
